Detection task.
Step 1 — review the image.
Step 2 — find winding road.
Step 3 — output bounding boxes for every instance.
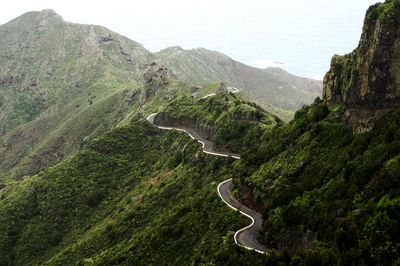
[218,179,267,254]
[146,113,240,159]
[146,112,267,254]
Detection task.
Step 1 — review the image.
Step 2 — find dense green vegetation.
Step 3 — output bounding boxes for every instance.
[235,99,400,265]
[0,117,263,265]
[368,0,400,22]
[2,113,337,266]
[3,97,399,265]
[156,92,280,152]
[0,100,345,266]
[1,1,400,265]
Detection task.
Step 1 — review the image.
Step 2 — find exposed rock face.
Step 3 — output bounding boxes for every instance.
[143,61,176,98]
[323,0,400,133]
[190,86,201,98]
[217,82,227,93]
[98,34,114,44]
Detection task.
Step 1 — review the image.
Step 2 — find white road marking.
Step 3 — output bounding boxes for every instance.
[217,179,267,254]
[146,110,267,254]
[146,113,240,159]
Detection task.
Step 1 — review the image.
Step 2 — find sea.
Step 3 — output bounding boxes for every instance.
[1,0,379,80]
[131,0,379,80]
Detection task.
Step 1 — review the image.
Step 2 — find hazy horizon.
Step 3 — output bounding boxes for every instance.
[0,0,379,79]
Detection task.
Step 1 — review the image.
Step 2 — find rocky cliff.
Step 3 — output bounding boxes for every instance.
[323,0,400,133]
[143,61,176,98]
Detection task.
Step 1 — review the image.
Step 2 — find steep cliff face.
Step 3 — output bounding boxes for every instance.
[323,0,400,132]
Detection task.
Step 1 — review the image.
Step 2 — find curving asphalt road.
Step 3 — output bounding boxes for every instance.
[146,113,240,159]
[146,112,267,254]
[218,179,267,254]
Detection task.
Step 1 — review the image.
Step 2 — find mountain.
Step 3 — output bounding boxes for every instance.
[3,2,399,265]
[0,9,153,179]
[0,9,151,133]
[157,46,322,111]
[0,10,320,180]
[0,98,277,265]
[323,0,400,133]
[235,1,400,264]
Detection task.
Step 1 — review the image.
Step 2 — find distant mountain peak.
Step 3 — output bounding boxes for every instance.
[4,9,63,28]
[158,46,185,54]
[33,9,63,21]
[40,8,57,14]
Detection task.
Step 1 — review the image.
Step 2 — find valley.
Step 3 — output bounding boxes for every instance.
[0,1,400,265]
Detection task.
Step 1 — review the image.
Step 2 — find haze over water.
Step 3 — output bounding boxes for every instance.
[1,0,379,79]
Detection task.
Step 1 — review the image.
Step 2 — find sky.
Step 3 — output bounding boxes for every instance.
[0,0,379,79]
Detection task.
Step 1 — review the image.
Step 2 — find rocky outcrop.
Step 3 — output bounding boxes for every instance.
[323,0,400,133]
[98,34,114,44]
[217,82,227,93]
[143,61,176,98]
[190,86,201,98]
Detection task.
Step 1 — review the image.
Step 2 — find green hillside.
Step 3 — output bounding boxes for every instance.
[0,92,346,266]
[0,10,321,180]
[1,2,400,265]
[0,116,268,266]
[0,10,151,180]
[236,99,400,265]
[0,9,150,133]
[154,92,280,152]
[2,97,399,265]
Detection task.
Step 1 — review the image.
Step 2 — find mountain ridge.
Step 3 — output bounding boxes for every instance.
[0,2,399,265]
[157,46,322,111]
[0,9,321,180]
